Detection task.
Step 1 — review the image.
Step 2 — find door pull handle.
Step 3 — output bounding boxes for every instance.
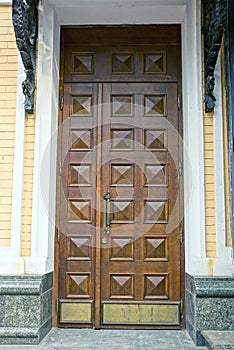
[103,190,111,237]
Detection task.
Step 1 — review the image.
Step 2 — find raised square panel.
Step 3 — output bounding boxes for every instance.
[112,96,133,116]
[111,129,134,150]
[112,201,134,222]
[144,201,167,223]
[144,95,166,116]
[72,96,92,116]
[144,53,166,73]
[70,129,92,150]
[73,54,93,73]
[111,164,134,187]
[110,275,134,298]
[69,236,91,260]
[111,237,134,261]
[144,237,168,261]
[144,165,167,186]
[69,164,92,186]
[68,200,91,222]
[144,275,168,299]
[144,130,166,150]
[112,54,133,73]
[67,274,91,298]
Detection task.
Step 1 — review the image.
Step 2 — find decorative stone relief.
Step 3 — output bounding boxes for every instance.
[203,0,227,113]
[12,0,38,114]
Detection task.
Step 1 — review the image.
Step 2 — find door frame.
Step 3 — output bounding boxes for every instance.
[30,0,209,329]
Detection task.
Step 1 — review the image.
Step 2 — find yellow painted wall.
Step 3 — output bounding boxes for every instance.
[201,12,217,258]
[203,113,217,257]
[202,41,232,256]
[0,5,18,248]
[0,5,35,256]
[21,114,35,256]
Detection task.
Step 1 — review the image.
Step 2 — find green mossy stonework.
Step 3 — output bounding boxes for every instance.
[186,274,234,346]
[0,273,53,345]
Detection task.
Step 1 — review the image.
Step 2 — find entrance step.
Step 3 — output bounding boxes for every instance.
[202,331,234,350]
[0,329,208,349]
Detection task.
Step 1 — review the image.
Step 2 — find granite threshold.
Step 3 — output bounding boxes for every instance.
[0,329,208,349]
[202,331,234,350]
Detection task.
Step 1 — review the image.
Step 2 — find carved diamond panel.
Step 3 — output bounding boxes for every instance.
[111,164,134,186]
[144,237,167,261]
[67,274,91,297]
[69,164,91,186]
[144,53,166,73]
[111,237,134,261]
[69,236,91,260]
[73,54,93,73]
[111,129,134,150]
[144,165,167,186]
[144,201,167,222]
[68,200,91,222]
[112,96,133,116]
[70,129,92,150]
[112,201,134,222]
[144,275,168,299]
[110,275,134,298]
[144,95,166,116]
[144,130,166,149]
[112,54,133,73]
[72,96,92,115]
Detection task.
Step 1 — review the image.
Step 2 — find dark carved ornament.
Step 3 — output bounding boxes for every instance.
[203,0,227,113]
[12,0,38,114]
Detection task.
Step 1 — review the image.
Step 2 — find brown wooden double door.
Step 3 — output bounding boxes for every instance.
[56,27,183,329]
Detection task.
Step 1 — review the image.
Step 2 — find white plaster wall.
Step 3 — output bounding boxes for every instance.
[5,0,232,276]
[24,1,61,274]
[25,0,208,276]
[181,0,208,274]
[213,55,233,275]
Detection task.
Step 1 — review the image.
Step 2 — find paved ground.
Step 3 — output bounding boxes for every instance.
[0,329,208,349]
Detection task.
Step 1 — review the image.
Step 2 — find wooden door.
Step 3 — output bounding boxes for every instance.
[57,82,98,327]
[101,82,181,327]
[55,26,183,329]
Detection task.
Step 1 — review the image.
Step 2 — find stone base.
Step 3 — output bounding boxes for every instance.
[0,273,53,345]
[186,273,234,346]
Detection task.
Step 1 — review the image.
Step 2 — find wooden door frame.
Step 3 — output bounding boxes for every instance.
[53,25,185,328]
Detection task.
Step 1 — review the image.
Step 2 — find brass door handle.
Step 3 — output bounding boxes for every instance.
[103,190,111,236]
